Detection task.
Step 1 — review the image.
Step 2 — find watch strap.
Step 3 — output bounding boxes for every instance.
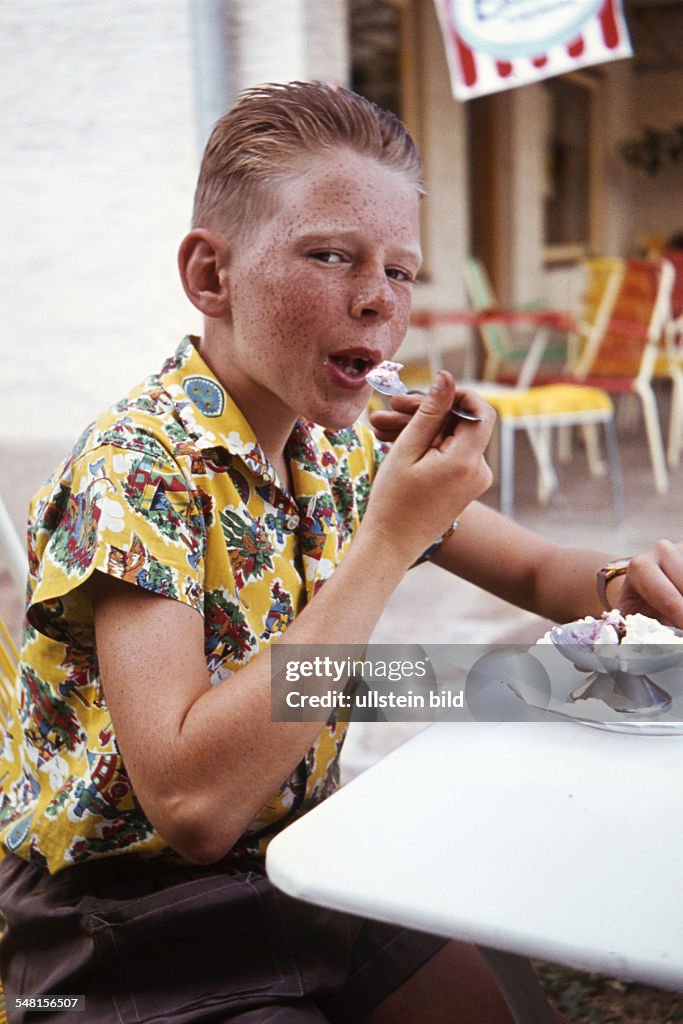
[596,558,631,611]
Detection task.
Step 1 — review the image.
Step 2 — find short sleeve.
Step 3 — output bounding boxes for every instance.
[27,443,206,644]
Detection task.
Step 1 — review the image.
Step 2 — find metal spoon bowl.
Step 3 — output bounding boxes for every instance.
[366,361,482,422]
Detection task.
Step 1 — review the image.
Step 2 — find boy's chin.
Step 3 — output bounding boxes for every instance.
[317,407,366,431]
[308,395,369,431]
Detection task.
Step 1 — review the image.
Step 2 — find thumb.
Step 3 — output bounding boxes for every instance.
[392,371,455,458]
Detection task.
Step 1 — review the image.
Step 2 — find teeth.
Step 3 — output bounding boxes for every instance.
[332,355,368,376]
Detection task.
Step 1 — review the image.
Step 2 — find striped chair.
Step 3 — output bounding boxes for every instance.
[566,257,675,494]
[463,256,624,388]
[477,382,623,519]
[0,497,23,1024]
[662,250,683,469]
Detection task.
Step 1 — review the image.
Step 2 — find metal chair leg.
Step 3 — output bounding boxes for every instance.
[667,363,683,470]
[525,426,559,505]
[478,947,557,1024]
[637,383,669,494]
[499,421,515,518]
[581,423,607,477]
[0,495,27,592]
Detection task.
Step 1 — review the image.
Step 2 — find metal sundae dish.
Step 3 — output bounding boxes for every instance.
[540,610,683,714]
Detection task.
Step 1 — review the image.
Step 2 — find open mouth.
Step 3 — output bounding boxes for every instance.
[328,354,374,379]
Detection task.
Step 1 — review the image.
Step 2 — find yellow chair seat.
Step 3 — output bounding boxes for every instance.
[476,383,622,519]
[480,383,613,419]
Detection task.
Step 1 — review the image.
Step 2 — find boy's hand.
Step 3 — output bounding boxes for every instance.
[363,370,495,569]
[610,540,683,628]
[369,382,484,444]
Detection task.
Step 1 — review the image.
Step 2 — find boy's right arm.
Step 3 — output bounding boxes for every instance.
[92,373,494,865]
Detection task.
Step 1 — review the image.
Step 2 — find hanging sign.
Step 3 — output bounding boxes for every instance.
[433,0,633,101]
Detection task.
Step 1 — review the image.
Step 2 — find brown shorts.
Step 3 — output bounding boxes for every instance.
[0,853,445,1023]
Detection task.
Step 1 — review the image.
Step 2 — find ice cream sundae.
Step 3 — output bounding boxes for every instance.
[540,610,683,714]
[365,360,405,393]
[540,610,683,650]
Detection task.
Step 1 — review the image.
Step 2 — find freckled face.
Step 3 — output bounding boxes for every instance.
[220,148,422,437]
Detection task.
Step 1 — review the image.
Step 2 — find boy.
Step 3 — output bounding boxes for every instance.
[1,81,681,1023]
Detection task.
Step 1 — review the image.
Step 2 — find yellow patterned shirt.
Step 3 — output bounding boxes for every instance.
[0,336,390,873]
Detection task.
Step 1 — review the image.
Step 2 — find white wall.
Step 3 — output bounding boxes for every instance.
[227,0,348,94]
[4,0,678,451]
[395,0,472,372]
[0,0,356,449]
[599,62,636,259]
[1,1,200,445]
[507,86,548,306]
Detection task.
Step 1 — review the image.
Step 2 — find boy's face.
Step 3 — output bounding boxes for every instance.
[219,147,422,436]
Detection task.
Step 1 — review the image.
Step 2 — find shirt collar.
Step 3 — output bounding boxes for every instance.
[162,338,348,600]
[162,337,339,492]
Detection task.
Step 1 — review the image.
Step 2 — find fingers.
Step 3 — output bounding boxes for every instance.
[382,370,495,512]
[390,370,455,458]
[621,541,683,628]
[387,372,494,459]
[369,394,421,442]
[369,382,495,446]
[364,374,495,567]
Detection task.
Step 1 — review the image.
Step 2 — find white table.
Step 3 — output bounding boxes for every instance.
[267,719,683,1021]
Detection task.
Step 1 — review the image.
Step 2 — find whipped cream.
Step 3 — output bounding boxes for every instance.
[365,360,404,390]
[540,610,683,647]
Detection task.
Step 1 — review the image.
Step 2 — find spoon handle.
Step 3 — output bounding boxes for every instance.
[407,389,482,422]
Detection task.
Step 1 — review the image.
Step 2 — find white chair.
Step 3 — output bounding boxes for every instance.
[0,493,27,594]
[391,348,623,519]
[0,495,25,1019]
[0,492,25,720]
[560,257,675,495]
[477,382,623,520]
[663,250,683,469]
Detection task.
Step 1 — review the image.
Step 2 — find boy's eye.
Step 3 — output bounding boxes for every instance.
[386,267,414,283]
[311,251,345,264]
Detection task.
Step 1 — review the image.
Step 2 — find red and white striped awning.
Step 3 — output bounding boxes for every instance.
[433,0,633,100]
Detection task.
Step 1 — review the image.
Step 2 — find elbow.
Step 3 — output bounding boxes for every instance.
[149,792,246,866]
[175,840,235,867]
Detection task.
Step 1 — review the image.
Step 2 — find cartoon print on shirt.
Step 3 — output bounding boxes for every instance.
[48,479,109,574]
[330,461,356,543]
[0,337,392,871]
[260,581,295,639]
[107,532,147,584]
[219,508,274,587]
[20,664,86,763]
[204,587,258,674]
[297,493,335,560]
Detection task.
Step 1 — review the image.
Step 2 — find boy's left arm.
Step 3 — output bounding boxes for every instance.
[370,392,683,626]
[431,500,683,628]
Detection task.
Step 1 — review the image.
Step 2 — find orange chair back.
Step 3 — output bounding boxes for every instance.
[571,258,624,374]
[664,250,683,320]
[577,258,674,380]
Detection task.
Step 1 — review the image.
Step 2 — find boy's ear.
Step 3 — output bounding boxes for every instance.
[177,229,231,317]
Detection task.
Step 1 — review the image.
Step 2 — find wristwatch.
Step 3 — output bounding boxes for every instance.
[596,557,631,611]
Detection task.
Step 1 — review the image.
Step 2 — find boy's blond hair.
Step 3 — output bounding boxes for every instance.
[192,80,423,238]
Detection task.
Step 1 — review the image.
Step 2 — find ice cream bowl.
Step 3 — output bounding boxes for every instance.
[548,620,683,715]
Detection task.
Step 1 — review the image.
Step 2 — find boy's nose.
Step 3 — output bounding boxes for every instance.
[349,273,397,322]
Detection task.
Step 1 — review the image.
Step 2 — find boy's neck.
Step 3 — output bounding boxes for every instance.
[269,451,295,496]
[197,329,297,489]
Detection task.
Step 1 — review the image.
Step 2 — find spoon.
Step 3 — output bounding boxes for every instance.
[366,361,482,422]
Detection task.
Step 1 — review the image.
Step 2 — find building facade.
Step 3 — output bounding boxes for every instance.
[2,0,681,443]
